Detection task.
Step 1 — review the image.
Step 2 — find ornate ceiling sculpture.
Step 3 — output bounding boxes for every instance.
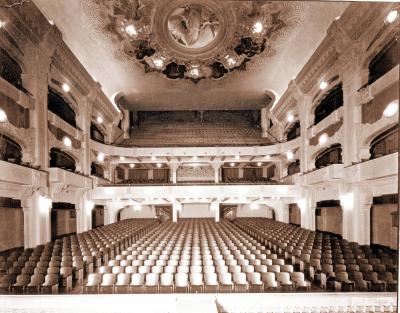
[81,0,306,82]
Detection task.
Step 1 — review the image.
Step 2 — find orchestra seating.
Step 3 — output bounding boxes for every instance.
[0,219,158,294]
[234,218,398,292]
[1,217,397,294]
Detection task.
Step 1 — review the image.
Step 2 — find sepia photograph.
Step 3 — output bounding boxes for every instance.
[0,0,398,312]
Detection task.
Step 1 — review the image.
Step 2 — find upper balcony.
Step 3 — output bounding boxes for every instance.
[308,107,343,138]
[0,160,47,198]
[0,76,34,111]
[49,168,93,190]
[345,152,398,183]
[300,164,345,185]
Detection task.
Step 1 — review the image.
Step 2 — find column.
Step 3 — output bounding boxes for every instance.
[211,162,222,183]
[339,44,366,166]
[122,109,130,139]
[261,107,270,138]
[76,190,93,233]
[169,162,180,184]
[172,202,181,223]
[79,98,93,176]
[341,186,372,244]
[104,202,119,225]
[22,191,52,248]
[274,201,289,223]
[210,202,220,222]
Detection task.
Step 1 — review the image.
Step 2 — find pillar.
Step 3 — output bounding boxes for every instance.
[169,162,180,184]
[122,109,130,139]
[79,98,93,176]
[261,107,270,138]
[22,191,52,248]
[211,162,222,183]
[210,202,220,222]
[76,190,93,233]
[341,186,372,244]
[172,202,181,223]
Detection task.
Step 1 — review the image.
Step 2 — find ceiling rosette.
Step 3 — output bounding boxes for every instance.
[81,0,306,82]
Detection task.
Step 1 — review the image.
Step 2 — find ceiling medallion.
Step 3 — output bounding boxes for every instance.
[82,0,306,83]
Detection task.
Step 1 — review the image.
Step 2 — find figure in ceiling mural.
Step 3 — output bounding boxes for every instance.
[167,4,220,48]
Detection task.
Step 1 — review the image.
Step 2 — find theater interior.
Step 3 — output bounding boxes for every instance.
[0,0,398,312]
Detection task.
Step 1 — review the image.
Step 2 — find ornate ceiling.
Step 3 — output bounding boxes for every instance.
[33,0,348,110]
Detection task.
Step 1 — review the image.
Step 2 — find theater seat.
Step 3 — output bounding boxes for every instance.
[115,273,130,293]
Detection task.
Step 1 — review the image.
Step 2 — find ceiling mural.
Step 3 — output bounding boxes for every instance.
[81,0,306,82]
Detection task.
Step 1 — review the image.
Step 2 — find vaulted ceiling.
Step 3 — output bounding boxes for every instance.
[33,0,348,111]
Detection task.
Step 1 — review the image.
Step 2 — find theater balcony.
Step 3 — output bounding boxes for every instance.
[299,164,345,185]
[49,168,93,201]
[116,111,272,147]
[0,160,47,198]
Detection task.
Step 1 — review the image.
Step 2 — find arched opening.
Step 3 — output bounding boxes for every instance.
[91,162,104,178]
[286,121,301,141]
[91,205,104,229]
[90,123,105,143]
[0,48,23,91]
[314,84,343,125]
[289,203,301,226]
[0,197,24,253]
[49,148,76,172]
[50,202,76,241]
[0,134,23,165]
[117,205,156,221]
[368,37,399,85]
[221,205,237,220]
[315,200,342,237]
[315,144,342,169]
[287,160,300,175]
[370,125,399,159]
[370,194,398,251]
[48,88,77,128]
[155,205,172,222]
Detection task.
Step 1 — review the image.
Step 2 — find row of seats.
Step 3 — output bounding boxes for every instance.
[0,219,159,294]
[234,218,398,292]
[83,219,311,293]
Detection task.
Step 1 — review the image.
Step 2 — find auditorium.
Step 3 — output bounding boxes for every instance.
[0,0,398,312]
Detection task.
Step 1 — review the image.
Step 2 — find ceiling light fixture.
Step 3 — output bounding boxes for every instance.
[235,155,240,160]
[0,20,4,29]
[62,83,70,92]
[156,163,162,168]
[125,24,137,37]
[252,21,263,33]
[286,151,294,160]
[0,109,7,122]
[97,116,103,124]
[265,155,270,160]
[62,136,72,147]
[153,59,164,69]
[386,10,398,23]
[189,67,200,77]
[97,153,105,162]
[48,20,54,25]
[120,156,125,161]
[257,162,262,166]
[230,162,235,167]
[287,113,294,122]
[151,156,156,161]
[192,156,198,161]
[227,57,236,66]
[335,16,341,21]
[129,163,135,168]
[319,81,328,90]
[319,133,328,145]
[383,100,399,117]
